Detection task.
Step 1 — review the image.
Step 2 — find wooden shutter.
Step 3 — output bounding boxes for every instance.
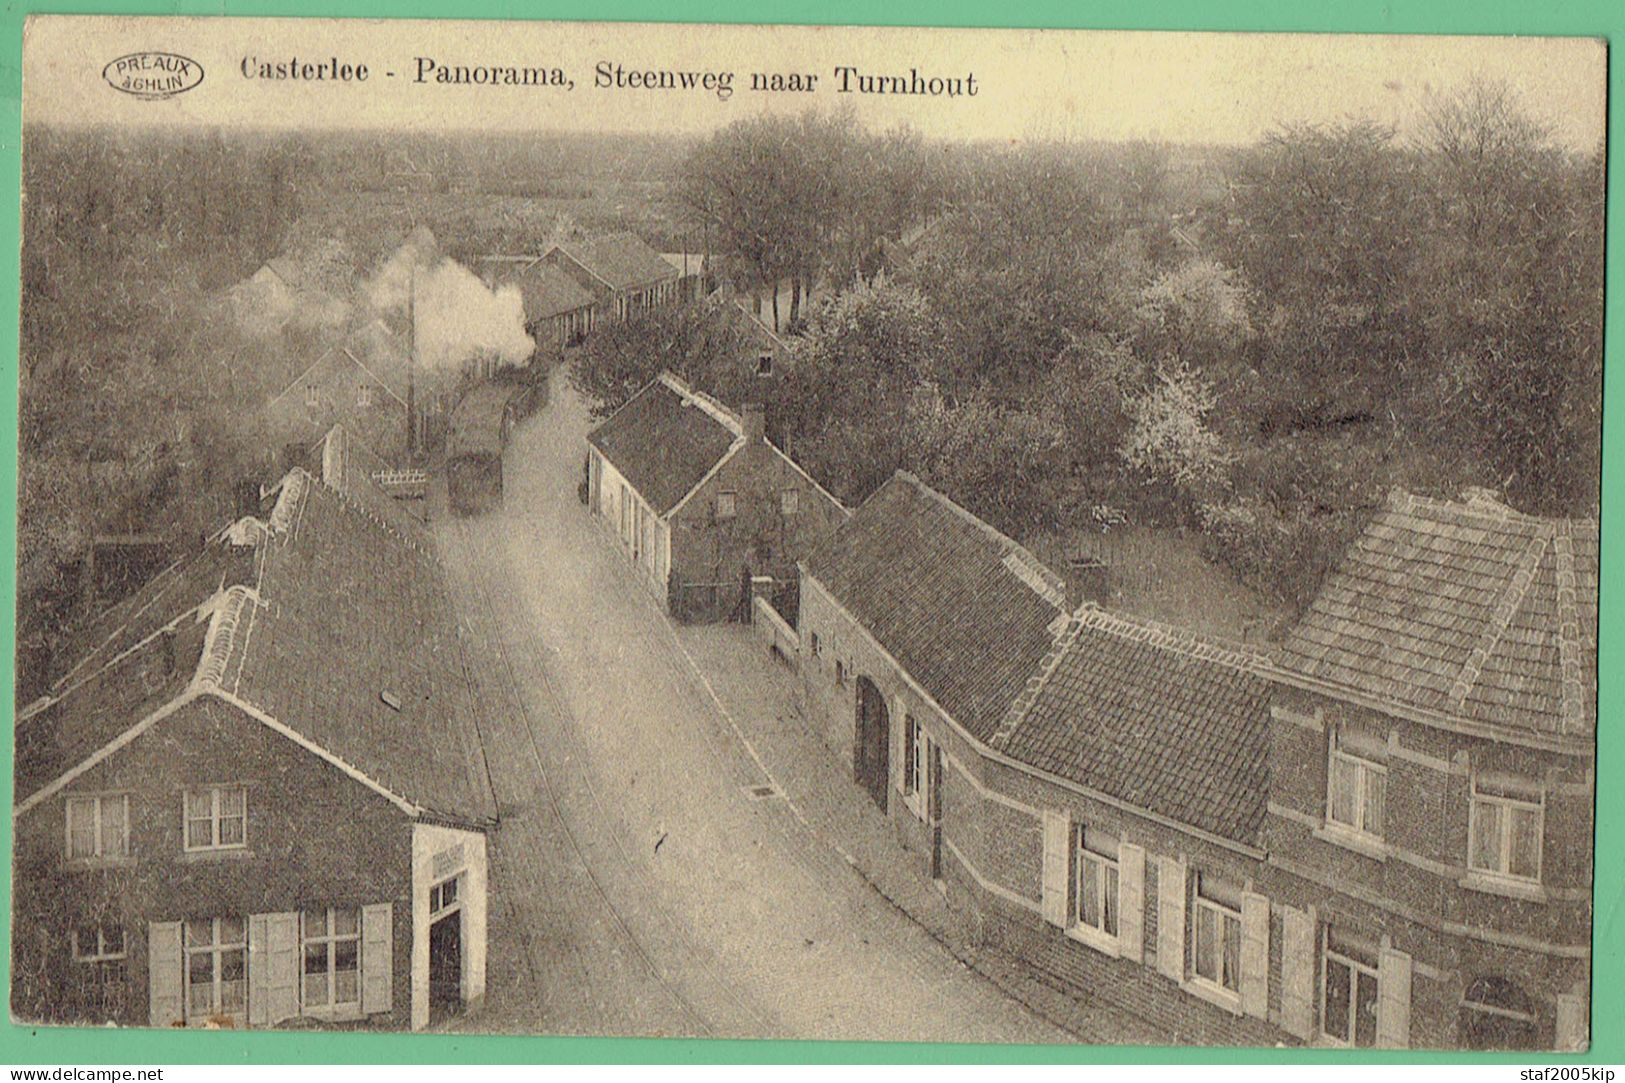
[1117,843,1146,963]
[1376,945,1413,1049]
[1556,991,1589,1052]
[265,912,299,1025]
[147,921,183,1027]
[1280,906,1316,1040]
[361,902,393,1015]
[1240,892,1270,1019]
[1156,856,1186,980]
[248,915,271,1027]
[1040,810,1071,928]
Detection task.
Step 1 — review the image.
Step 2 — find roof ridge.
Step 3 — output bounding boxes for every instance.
[890,471,1065,607]
[1393,486,1592,530]
[988,611,1088,751]
[1551,523,1589,735]
[190,585,259,694]
[657,371,743,436]
[1073,605,1267,672]
[267,469,311,535]
[1447,528,1550,710]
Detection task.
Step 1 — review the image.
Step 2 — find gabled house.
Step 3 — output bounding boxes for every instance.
[261,326,412,467]
[477,256,599,352]
[543,233,682,323]
[12,468,494,1031]
[794,475,1595,1051]
[586,372,845,623]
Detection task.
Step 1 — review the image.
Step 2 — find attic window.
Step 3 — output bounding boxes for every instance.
[357,384,374,408]
[379,690,402,712]
[305,385,320,408]
[755,353,773,377]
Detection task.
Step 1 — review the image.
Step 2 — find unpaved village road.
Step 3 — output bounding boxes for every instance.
[434,370,1071,1043]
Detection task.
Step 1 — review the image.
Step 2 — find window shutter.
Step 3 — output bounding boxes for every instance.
[1376,945,1412,1048]
[248,915,271,1027]
[1280,906,1316,1040]
[1117,843,1146,963]
[1556,991,1589,1052]
[266,912,299,1025]
[147,921,183,1027]
[361,902,393,1015]
[1240,892,1270,1019]
[1040,810,1071,928]
[1156,856,1186,981]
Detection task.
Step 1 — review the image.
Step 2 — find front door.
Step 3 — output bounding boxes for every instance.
[428,913,461,1019]
[855,676,890,811]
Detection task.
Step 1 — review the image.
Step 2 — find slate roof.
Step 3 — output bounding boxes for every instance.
[992,609,1272,847]
[17,470,495,827]
[587,373,741,516]
[1279,489,1598,741]
[803,472,1066,742]
[556,233,680,292]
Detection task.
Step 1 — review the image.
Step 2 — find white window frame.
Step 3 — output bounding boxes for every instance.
[183,916,247,1023]
[72,925,128,963]
[1320,927,1381,1047]
[304,384,320,408]
[430,875,463,920]
[901,714,927,819]
[1189,874,1243,1004]
[65,793,130,862]
[183,786,248,853]
[357,383,374,408]
[1071,826,1120,953]
[781,488,800,516]
[1467,774,1544,884]
[1326,734,1387,840]
[300,906,362,1016]
[716,491,738,520]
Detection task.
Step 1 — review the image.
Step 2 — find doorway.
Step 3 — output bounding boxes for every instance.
[428,874,463,1020]
[855,676,890,811]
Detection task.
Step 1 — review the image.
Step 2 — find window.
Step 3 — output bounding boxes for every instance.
[903,712,929,796]
[1461,976,1539,1050]
[1075,827,1120,938]
[184,917,246,1021]
[810,632,821,657]
[430,876,461,917]
[66,794,129,861]
[835,660,847,687]
[1327,730,1386,838]
[755,353,774,377]
[304,384,320,407]
[184,787,247,852]
[781,489,800,516]
[1322,926,1380,1047]
[1469,775,1543,882]
[1191,872,1243,994]
[73,925,128,987]
[716,491,737,519]
[302,907,361,1012]
[356,384,374,408]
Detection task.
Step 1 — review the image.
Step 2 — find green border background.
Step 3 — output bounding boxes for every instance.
[0,0,1614,1065]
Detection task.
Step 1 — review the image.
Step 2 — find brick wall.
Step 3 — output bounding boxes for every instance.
[13,696,416,1029]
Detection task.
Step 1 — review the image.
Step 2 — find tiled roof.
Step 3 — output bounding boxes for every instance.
[803,472,1065,742]
[494,260,597,322]
[16,470,494,827]
[1279,489,1598,740]
[587,373,741,516]
[993,609,1272,847]
[214,473,494,824]
[557,233,679,291]
[311,424,426,534]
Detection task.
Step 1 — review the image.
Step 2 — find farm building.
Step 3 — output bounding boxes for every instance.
[477,256,599,353]
[543,233,682,323]
[795,476,1593,1051]
[12,468,494,1031]
[586,371,845,623]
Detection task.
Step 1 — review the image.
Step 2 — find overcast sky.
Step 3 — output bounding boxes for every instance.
[24,16,1608,151]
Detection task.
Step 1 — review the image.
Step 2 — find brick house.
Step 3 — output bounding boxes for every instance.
[12,468,495,1031]
[543,233,682,323]
[1263,488,1595,1052]
[795,474,1594,1051]
[586,371,845,623]
[261,323,413,467]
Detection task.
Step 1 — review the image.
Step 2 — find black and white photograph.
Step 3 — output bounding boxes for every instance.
[10,16,1605,1051]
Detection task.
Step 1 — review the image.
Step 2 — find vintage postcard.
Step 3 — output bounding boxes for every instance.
[11,15,1605,1052]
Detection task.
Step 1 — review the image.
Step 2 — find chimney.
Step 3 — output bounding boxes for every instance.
[1065,556,1110,610]
[741,403,766,444]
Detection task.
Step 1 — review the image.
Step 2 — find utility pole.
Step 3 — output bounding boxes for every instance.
[407,262,418,459]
